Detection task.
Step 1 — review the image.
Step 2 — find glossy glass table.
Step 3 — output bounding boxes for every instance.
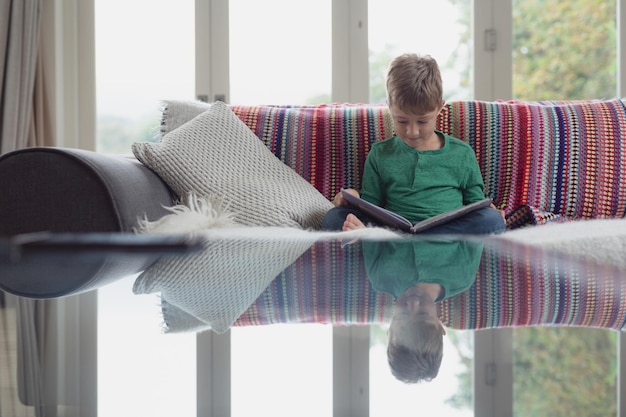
[0,229,625,417]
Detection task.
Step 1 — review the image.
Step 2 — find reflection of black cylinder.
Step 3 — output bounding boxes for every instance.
[0,252,148,298]
[0,233,201,298]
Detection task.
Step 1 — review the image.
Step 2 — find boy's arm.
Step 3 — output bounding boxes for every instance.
[332,148,381,207]
[462,182,486,204]
[462,153,488,204]
[359,150,385,206]
[463,156,506,221]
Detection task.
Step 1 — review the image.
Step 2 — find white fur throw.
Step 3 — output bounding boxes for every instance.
[497,218,626,270]
[136,193,238,235]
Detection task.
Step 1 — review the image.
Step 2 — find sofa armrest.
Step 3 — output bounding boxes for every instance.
[0,147,175,236]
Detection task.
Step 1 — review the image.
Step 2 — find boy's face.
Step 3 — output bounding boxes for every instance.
[389,286,446,348]
[390,102,444,150]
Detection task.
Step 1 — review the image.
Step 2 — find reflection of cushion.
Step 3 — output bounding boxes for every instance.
[133,193,399,332]
[133,232,316,333]
[132,101,333,229]
[133,194,318,333]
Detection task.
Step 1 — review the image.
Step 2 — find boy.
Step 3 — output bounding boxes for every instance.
[322,53,505,233]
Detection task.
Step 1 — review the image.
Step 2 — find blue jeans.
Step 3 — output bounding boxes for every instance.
[321,206,506,235]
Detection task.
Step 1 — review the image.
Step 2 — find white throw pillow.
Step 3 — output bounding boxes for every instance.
[132,101,333,229]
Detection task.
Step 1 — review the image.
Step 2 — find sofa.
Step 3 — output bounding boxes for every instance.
[1,98,625,330]
[3,98,626,237]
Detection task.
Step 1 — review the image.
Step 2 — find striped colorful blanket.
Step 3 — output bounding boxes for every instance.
[232,99,626,228]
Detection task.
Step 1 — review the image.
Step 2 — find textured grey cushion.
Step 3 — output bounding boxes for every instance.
[132,101,333,229]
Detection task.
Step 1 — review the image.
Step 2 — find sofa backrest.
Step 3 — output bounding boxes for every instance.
[232,98,626,225]
[441,99,626,225]
[231,103,394,201]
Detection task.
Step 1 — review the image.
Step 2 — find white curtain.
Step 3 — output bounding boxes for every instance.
[0,0,50,155]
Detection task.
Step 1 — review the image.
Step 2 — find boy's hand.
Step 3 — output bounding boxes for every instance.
[332,188,360,207]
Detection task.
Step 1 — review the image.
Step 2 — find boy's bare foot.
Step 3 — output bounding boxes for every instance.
[342,213,366,231]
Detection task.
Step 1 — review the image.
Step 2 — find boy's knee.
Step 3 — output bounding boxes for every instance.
[322,207,348,231]
[482,207,506,234]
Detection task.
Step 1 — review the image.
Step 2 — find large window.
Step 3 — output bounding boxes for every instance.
[512,0,617,100]
[95,0,195,154]
[368,0,472,102]
[512,327,617,417]
[231,325,333,417]
[229,0,332,105]
[98,276,196,417]
[95,2,197,413]
[227,3,334,413]
[508,2,619,415]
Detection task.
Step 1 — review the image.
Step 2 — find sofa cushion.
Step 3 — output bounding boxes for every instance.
[159,99,210,135]
[132,101,333,229]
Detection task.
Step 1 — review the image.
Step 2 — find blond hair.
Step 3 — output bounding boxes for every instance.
[385,53,443,114]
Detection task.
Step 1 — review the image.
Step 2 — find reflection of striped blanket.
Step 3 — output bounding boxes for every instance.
[439,236,626,330]
[232,99,626,229]
[234,239,395,327]
[234,226,626,330]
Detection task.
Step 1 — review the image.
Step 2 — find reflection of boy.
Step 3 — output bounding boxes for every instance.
[322,53,505,234]
[363,239,483,383]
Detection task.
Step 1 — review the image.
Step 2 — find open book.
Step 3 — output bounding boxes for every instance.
[341,189,492,234]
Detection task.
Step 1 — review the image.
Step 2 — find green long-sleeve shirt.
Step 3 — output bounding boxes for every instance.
[360,132,486,223]
[363,239,483,301]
